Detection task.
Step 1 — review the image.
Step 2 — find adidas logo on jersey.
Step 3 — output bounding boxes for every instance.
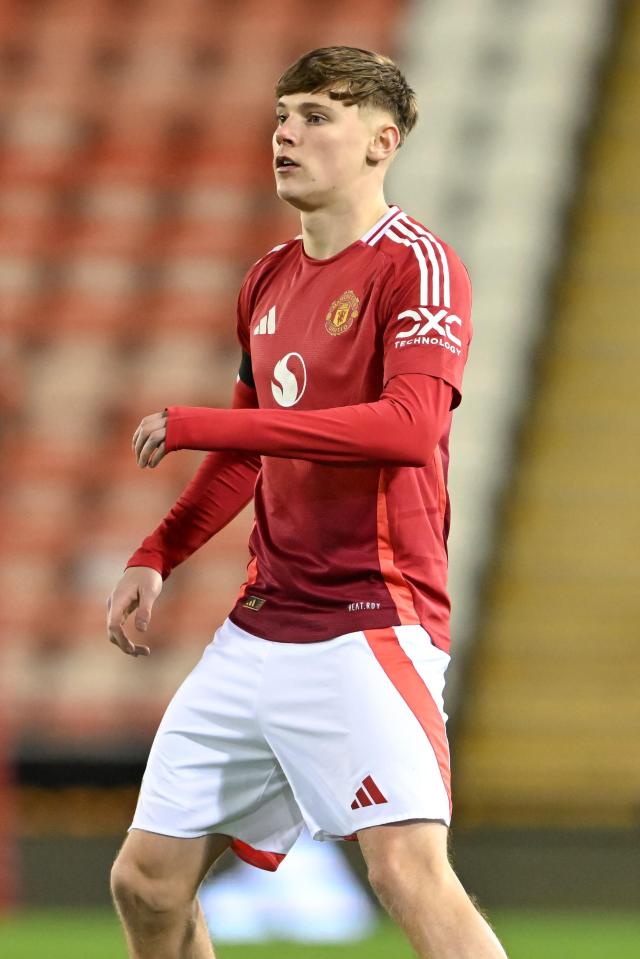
[253,305,276,335]
[394,307,462,356]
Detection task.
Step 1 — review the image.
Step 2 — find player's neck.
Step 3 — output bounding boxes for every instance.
[300,196,391,260]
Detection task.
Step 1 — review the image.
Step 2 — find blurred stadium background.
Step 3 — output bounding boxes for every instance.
[1,0,639,956]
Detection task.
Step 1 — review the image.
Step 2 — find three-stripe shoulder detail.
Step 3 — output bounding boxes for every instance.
[369,212,452,309]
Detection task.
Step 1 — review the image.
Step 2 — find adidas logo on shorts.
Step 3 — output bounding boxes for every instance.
[350,775,388,809]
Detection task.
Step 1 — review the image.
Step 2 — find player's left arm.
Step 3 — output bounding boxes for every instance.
[133,372,452,469]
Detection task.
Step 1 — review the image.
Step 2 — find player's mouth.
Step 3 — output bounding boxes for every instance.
[275,155,300,173]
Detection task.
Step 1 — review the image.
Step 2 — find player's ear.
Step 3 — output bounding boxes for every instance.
[367,121,400,165]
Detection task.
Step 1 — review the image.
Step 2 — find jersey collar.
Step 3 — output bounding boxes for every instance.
[359,205,400,243]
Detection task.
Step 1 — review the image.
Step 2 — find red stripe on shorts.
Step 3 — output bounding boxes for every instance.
[230,839,285,872]
[363,628,452,817]
[356,787,373,807]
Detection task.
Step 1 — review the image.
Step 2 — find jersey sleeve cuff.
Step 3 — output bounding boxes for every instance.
[125,551,170,581]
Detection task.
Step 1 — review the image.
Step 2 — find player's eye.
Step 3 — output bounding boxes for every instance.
[277,114,287,124]
[307,114,326,124]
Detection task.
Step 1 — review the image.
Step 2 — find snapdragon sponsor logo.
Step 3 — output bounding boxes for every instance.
[271,352,307,407]
[394,307,462,356]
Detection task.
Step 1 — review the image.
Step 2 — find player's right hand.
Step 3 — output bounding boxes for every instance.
[106,566,163,657]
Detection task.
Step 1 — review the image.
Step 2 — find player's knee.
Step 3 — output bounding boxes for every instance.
[366,846,420,904]
[111,855,186,920]
[367,851,454,911]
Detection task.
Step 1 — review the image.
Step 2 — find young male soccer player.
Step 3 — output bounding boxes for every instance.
[107,46,508,959]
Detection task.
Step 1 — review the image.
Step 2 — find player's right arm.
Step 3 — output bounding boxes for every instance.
[123,370,259,578]
[106,350,260,656]
[106,261,268,656]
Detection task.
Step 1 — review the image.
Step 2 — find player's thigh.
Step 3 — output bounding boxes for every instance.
[112,828,232,906]
[358,819,451,889]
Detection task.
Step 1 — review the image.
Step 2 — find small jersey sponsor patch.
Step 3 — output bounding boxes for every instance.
[243,596,266,611]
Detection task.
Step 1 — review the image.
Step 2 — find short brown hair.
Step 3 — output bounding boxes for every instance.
[275,46,418,146]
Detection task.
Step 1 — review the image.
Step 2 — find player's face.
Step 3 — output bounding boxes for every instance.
[273,92,390,211]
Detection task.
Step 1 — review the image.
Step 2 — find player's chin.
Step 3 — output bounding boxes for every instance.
[274,180,301,202]
[274,182,319,213]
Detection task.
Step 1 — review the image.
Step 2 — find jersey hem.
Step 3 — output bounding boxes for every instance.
[228,607,406,644]
[227,608,451,652]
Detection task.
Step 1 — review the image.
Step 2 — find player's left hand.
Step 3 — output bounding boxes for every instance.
[132,410,168,468]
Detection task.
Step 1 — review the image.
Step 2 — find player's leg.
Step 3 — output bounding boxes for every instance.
[260,624,508,958]
[111,828,231,959]
[111,619,304,959]
[358,820,508,959]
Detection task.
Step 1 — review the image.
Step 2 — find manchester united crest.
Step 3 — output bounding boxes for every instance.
[325,290,360,336]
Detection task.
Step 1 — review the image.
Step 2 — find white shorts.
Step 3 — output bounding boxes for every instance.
[130,618,452,871]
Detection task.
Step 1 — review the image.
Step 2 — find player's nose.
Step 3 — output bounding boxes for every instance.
[275,119,296,145]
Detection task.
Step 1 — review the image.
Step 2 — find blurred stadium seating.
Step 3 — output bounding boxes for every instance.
[454,0,640,829]
[0,0,408,759]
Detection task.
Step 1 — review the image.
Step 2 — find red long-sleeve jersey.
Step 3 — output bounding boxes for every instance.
[127,206,472,651]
